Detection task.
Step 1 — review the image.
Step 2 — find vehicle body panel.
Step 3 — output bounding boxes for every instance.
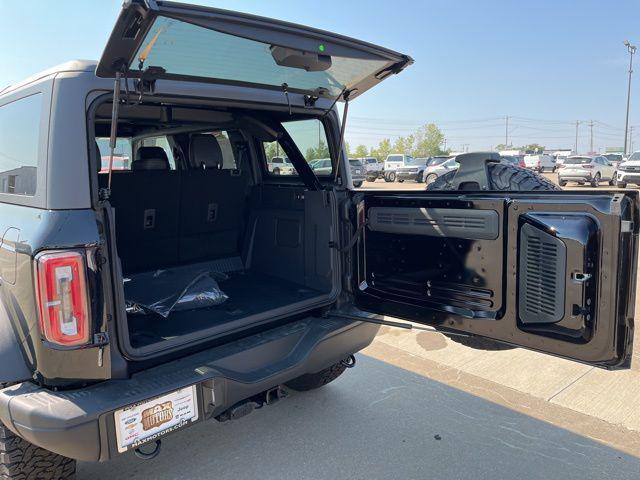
[354,190,637,368]
[524,154,556,172]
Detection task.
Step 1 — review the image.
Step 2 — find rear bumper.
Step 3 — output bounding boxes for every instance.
[396,171,421,181]
[0,317,378,462]
[559,173,592,181]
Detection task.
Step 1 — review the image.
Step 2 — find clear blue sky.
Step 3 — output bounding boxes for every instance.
[1,0,638,153]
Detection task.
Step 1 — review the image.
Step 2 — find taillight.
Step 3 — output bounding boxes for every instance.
[35,251,90,347]
[582,164,593,169]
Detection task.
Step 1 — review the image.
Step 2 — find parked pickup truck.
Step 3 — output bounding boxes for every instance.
[362,157,383,182]
[0,2,636,479]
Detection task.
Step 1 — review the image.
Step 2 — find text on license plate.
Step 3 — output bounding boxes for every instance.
[114,385,199,453]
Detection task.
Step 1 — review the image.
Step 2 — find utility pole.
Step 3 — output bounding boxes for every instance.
[443,138,447,150]
[589,120,594,154]
[505,115,509,147]
[630,126,635,153]
[623,40,636,155]
[574,121,581,153]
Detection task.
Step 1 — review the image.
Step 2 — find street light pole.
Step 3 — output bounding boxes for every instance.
[623,40,637,156]
[574,120,580,153]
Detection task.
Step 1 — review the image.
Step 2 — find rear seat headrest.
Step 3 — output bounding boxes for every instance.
[133,147,170,170]
[190,135,223,169]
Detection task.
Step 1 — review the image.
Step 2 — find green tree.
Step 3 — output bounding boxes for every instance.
[354,144,369,158]
[523,143,545,153]
[393,134,415,156]
[371,138,392,161]
[413,124,445,157]
[264,142,279,160]
[305,140,330,160]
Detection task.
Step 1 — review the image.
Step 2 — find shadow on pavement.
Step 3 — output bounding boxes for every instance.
[79,355,639,480]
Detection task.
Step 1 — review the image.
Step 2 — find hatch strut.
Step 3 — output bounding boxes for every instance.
[328,312,469,337]
[101,71,123,200]
[333,88,353,184]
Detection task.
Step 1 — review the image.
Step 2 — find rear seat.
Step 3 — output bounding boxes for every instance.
[178,134,250,263]
[103,147,180,272]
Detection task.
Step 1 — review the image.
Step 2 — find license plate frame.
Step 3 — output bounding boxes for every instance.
[113,385,199,453]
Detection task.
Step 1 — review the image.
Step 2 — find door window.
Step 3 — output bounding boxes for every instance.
[263,119,332,177]
[0,93,42,196]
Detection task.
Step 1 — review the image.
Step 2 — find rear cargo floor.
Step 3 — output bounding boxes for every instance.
[127,272,324,348]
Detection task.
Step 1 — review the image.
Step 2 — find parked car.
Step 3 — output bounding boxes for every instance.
[396,157,429,182]
[268,156,295,175]
[557,155,616,186]
[603,153,624,169]
[524,154,556,172]
[362,156,383,181]
[310,158,332,176]
[0,3,636,479]
[383,154,413,182]
[615,151,640,187]
[423,157,460,184]
[499,155,525,168]
[349,158,366,187]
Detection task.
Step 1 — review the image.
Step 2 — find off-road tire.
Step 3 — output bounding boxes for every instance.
[427,162,561,192]
[428,163,558,351]
[0,422,76,480]
[285,361,348,391]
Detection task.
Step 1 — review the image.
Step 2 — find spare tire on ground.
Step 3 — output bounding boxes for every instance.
[427,162,559,350]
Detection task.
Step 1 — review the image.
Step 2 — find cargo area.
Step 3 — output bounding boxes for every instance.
[94,102,337,355]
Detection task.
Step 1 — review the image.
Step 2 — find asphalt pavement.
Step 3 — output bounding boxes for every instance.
[79,355,640,480]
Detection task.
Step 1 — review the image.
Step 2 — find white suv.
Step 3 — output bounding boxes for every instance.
[616,151,640,187]
[558,155,616,187]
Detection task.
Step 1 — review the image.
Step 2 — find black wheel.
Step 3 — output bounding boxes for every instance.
[286,361,348,391]
[559,179,567,187]
[415,171,424,183]
[591,172,601,187]
[617,180,627,188]
[273,167,281,175]
[427,163,559,350]
[0,421,76,480]
[353,181,363,188]
[386,171,396,182]
[398,179,404,183]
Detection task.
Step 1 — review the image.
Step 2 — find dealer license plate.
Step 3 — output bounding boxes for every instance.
[114,385,199,453]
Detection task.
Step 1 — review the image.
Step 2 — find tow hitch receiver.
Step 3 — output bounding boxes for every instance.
[217,386,288,422]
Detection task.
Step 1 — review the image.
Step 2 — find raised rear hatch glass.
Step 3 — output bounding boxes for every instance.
[96,1,412,99]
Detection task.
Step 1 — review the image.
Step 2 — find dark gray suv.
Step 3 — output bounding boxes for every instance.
[0,2,637,478]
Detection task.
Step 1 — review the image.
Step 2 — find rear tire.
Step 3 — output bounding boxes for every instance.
[427,162,561,192]
[385,171,396,182]
[416,171,424,183]
[353,181,363,188]
[591,173,601,187]
[559,179,567,187]
[427,163,558,350]
[425,173,437,185]
[286,361,348,391]
[0,422,76,480]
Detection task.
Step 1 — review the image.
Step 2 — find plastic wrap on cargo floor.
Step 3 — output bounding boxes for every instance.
[123,266,229,318]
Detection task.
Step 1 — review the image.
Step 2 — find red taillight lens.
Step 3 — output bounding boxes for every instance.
[582,164,593,169]
[35,251,90,347]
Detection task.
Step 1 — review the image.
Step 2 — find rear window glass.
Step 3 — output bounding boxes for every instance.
[0,93,42,196]
[97,136,176,171]
[263,119,332,177]
[133,17,389,97]
[565,157,592,165]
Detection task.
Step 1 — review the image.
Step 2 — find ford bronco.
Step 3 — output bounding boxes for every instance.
[0,1,636,478]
